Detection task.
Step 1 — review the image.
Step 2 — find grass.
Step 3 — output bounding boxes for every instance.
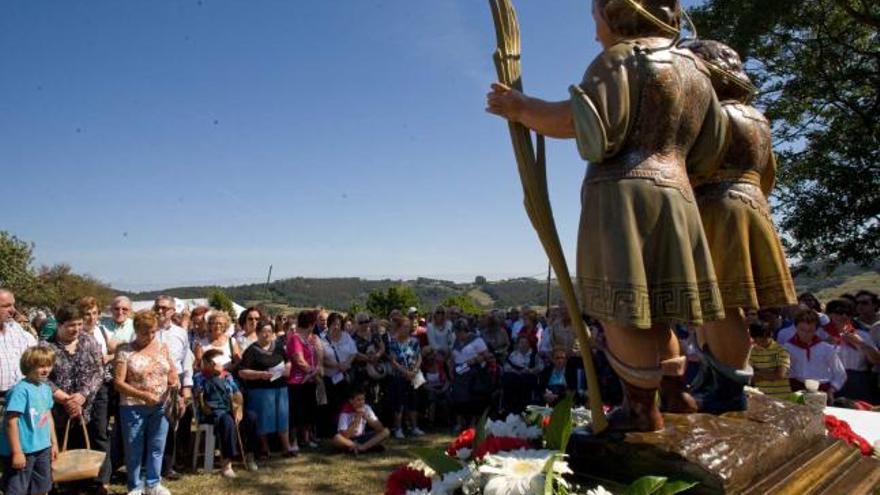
[109,433,451,495]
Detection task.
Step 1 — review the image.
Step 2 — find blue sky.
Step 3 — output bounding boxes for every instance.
[1,0,701,291]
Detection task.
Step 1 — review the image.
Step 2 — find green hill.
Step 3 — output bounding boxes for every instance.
[128,263,878,314]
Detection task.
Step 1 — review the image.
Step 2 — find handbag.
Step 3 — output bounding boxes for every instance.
[52,417,107,483]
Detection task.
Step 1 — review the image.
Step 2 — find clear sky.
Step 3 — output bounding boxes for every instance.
[1,0,701,291]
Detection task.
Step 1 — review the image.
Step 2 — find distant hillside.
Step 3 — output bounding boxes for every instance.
[128,263,877,313]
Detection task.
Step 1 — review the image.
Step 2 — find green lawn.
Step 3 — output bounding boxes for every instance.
[110,433,451,495]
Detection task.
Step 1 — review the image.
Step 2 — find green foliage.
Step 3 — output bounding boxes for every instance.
[365,286,420,318]
[689,1,880,267]
[475,275,488,286]
[0,231,39,306]
[35,264,114,310]
[208,289,236,318]
[441,293,483,316]
[544,393,574,452]
[474,409,490,449]
[623,476,698,495]
[410,447,461,476]
[543,452,569,495]
[347,302,366,317]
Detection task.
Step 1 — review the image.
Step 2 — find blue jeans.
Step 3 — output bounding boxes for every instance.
[120,405,169,491]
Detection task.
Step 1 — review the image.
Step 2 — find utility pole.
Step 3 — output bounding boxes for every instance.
[266,264,273,287]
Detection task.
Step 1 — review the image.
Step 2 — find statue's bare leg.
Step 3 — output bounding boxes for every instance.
[602,321,664,432]
[692,310,753,413]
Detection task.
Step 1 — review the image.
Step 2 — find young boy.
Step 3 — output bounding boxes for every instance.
[332,387,389,455]
[194,349,246,478]
[749,322,791,399]
[0,346,59,495]
[783,308,847,398]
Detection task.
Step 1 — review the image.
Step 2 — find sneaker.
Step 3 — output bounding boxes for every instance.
[221,465,237,479]
[245,453,259,472]
[145,484,171,495]
[306,440,319,449]
[410,427,426,437]
[393,429,405,440]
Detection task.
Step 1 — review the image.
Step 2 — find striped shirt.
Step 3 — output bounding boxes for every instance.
[0,321,38,392]
[750,340,791,398]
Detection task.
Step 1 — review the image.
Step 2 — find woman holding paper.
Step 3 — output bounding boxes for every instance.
[239,320,296,458]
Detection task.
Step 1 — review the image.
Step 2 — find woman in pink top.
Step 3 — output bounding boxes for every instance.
[287,310,321,449]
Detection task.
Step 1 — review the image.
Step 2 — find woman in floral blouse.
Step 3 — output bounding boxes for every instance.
[114,310,179,495]
[388,316,424,439]
[46,304,108,493]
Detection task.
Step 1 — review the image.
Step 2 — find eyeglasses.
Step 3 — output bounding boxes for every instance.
[156,306,174,313]
[112,307,130,312]
[247,317,260,321]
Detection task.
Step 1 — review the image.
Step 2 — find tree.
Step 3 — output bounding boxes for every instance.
[365,286,421,318]
[35,264,115,310]
[474,275,488,286]
[208,289,236,319]
[441,294,483,317]
[690,0,880,268]
[0,231,40,306]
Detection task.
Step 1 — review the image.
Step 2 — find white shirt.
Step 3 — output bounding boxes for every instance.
[776,325,829,346]
[783,340,847,391]
[504,350,543,373]
[427,320,454,354]
[452,337,488,366]
[91,325,109,356]
[337,404,378,437]
[159,323,194,387]
[835,329,877,371]
[0,321,37,391]
[322,332,357,383]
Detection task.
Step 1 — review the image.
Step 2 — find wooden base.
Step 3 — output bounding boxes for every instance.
[568,393,880,494]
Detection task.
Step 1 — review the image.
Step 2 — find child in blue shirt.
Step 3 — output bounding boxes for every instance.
[0,346,58,495]
[194,349,245,478]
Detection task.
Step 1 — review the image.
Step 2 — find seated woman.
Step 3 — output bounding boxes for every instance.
[540,347,577,406]
[783,308,847,400]
[331,387,390,455]
[503,334,544,414]
[238,320,297,458]
[194,349,246,478]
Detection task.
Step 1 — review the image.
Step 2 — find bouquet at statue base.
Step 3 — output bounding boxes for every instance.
[385,394,701,495]
[385,394,597,495]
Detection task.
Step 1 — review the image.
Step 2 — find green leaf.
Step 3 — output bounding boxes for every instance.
[410,447,462,476]
[543,453,559,495]
[474,408,490,448]
[623,476,667,495]
[545,393,574,451]
[657,480,699,495]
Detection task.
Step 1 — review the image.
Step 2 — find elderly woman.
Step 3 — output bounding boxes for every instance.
[449,319,491,433]
[47,304,109,494]
[115,310,178,495]
[239,320,296,458]
[188,306,210,350]
[388,316,424,439]
[540,347,579,407]
[481,312,511,362]
[287,310,321,449]
[194,311,242,371]
[320,312,356,438]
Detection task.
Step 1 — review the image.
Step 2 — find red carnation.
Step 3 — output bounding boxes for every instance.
[447,428,477,456]
[825,414,873,456]
[472,435,532,460]
[385,465,432,495]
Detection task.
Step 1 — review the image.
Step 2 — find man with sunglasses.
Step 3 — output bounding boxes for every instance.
[153,295,194,480]
[101,296,135,344]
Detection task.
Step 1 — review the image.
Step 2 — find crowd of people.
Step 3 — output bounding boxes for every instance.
[0,286,879,495]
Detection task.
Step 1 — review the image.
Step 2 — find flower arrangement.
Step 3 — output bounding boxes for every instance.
[385,393,700,495]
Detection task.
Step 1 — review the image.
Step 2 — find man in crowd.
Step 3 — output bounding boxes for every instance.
[154,295,194,480]
[102,295,135,344]
[0,289,37,401]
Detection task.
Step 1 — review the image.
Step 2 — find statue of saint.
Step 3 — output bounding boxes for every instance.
[683,39,797,413]
[487,0,728,431]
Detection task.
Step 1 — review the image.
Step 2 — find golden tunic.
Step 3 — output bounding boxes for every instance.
[569,37,727,329]
[692,102,797,310]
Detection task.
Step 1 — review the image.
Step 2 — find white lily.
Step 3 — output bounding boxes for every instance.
[407,459,436,478]
[430,466,473,495]
[478,449,572,495]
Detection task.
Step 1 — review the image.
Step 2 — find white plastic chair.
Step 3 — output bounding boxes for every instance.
[191,402,216,472]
